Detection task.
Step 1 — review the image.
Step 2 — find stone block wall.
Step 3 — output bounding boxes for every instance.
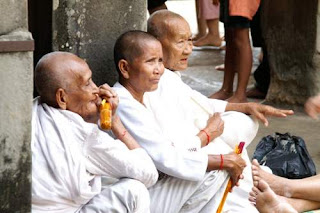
[0,0,33,212]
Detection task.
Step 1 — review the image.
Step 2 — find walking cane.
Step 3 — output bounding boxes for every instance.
[216,142,245,213]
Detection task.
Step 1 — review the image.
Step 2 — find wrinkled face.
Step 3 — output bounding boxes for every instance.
[160,18,193,71]
[128,40,164,93]
[64,61,100,123]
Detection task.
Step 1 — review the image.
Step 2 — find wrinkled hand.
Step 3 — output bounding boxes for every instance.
[223,153,246,188]
[305,95,320,119]
[205,113,224,141]
[99,83,119,115]
[246,103,294,126]
[212,0,219,5]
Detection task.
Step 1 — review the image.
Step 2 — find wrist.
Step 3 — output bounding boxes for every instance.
[200,129,210,145]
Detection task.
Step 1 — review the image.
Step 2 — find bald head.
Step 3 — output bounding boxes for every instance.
[114,30,160,76]
[147,10,193,71]
[147,10,186,40]
[34,51,87,107]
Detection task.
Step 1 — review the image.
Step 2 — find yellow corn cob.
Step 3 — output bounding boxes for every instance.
[100,99,112,130]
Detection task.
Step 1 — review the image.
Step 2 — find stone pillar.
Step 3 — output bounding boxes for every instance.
[0,0,33,212]
[261,0,320,105]
[52,0,147,86]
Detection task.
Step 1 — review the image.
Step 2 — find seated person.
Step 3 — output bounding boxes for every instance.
[32,52,158,213]
[249,94,320,213]
[111,30,293,212]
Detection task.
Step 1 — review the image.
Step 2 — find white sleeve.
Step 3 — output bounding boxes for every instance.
[117,96,208,182]
[83,128,158,188]
[190,87,228,114]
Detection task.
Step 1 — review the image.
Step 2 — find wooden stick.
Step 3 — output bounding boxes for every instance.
[216,142,245,213]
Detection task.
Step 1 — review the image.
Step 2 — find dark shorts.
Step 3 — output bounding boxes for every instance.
[148,0,167,10]
[220,0,250,29]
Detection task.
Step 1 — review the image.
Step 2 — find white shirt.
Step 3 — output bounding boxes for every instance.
[32,98,158,213]
[144,69,228,149]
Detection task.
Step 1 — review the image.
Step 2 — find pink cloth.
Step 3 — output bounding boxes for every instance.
[229,0,260,20]
[198,0,220,20]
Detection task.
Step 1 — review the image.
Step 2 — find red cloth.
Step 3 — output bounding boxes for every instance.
[229,0,260,20]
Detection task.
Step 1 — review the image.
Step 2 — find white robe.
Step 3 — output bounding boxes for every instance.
[113,69,259,212]
[32,98,158,213]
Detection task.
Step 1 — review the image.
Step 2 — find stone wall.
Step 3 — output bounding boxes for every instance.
[0,0,33,212]
[261,0,320,104]
[52,0,147,86]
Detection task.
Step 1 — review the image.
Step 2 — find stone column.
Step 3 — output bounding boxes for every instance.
[0,0,33,212]
[261,0,320,105]
[52,0,147,86]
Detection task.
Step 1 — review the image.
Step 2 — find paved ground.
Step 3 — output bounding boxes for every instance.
[167,0,320,172]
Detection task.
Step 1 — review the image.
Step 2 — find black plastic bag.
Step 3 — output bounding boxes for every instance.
[253,132,316,179]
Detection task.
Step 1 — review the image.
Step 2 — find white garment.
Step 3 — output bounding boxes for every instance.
[114,83,208,181]
[113,69,259,212]
[32,98,158,213]
[145,69,259,212]
[79,178,150,213]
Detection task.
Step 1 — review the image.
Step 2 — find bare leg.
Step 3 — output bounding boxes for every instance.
[249,180,297,213]
[252,159,320,202]
[209,27,238,100]
[193,19,222,47]
[227,28,251,103]
[193,0,207,40]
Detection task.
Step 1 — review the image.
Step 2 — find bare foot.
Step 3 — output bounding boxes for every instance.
[252,159,293,198]
[227,95,247,103]
[209,89,233,100]
[215,64,225,71]
[249,180,297,213]
[193,34,222,47]
[246,87,266,99]
[192,33,206,41]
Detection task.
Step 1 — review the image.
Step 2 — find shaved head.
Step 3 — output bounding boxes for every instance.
[114,30,160,76]
[147,10,193,71]
[147,10,186,40]
[34,51,87,107]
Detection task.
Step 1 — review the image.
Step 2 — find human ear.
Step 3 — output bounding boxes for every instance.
[118,59,130,79]
[56,88,68,110]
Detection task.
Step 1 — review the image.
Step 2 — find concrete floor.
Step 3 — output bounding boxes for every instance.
[167,0,320,172]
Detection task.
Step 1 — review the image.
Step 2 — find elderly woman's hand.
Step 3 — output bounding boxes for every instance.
[99,83,119,114]
[305,95,320,119]
[245,103,294,126]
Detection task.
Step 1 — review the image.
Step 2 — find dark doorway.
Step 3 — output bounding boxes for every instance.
[28,0,52,96]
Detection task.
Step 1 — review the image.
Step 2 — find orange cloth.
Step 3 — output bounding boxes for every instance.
[229,0,260,20]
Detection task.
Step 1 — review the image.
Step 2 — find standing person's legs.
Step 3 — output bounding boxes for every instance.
[79,178,150,213]
[193,0,222,47]
[227,27,252,103]
[148,171,229,213]
[209,0,251,102]
[194,0,207,40]
[209,27,236,100]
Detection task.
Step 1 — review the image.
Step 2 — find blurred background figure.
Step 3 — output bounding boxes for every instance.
[209,0,261,103]
[193,0,222,47]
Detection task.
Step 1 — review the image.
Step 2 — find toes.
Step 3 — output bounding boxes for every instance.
[258,180,270,192]
[252,186,260,195]
[252,159,260,167]
[248,196,256,203]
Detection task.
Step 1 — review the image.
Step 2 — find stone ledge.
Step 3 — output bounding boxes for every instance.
[0,29,34,52]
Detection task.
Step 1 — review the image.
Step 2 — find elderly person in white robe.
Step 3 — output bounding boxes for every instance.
[32,51,158,213]
[111,30,293,213]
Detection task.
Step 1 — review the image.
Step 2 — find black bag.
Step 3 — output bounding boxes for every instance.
[253,132,317,179]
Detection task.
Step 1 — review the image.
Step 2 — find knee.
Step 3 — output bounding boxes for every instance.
[220,111,259,148]
[120,179,150,212]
